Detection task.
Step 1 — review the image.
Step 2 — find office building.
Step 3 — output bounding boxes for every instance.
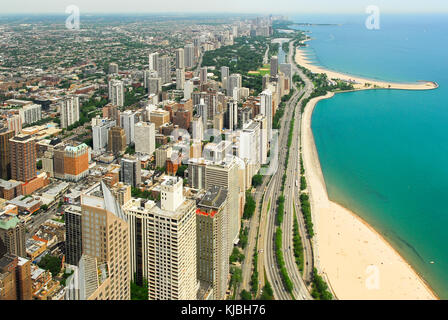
[175,48,185,69]
[65,205,82,266]
[156,56,171,84]
[196,186,229,300]
[92,119,116,152]
[60,96,80,129]
[146,177,197,300]
[80,182,130,300]
[120,110,139,145]
[134,122,155,155]
[9,134,36,183]
[176,68,185,90]
[184,44,195,68]
[0,128,14,180]
[0,213,26,258]
[270,56,278,77]
[149,109,170,130]
[19,104,41,125]
[120,156,141,187]
[280,63,292,84]
[155,145,172,169]
[107,127,127,154]
[108,80,124,107]
[260,90,273,141]
[63,143,89,182]
[200,67,208,84]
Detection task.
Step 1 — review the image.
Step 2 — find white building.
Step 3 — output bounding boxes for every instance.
[176,68,185,90]
[108,79,124,107]
[60,96,80,129]
[192,115,204,141]
[92,118,116,152]
[19,104,42,125]
[120,110,138,145]
[260,89,273,141]
[184,80,193,100]
[175,48,185,69]
[134,121,155,155]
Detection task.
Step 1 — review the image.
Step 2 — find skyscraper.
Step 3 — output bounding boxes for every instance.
[80,182,130,300]
[221,66,230,85]
[108,80,124,107]
[92,119,116,152]
[146,177,197,300]
[149,52,159,71]
[9,134,36,183]
[134,121,155,155]
[175,48,185,69]
[184,44,195,68]
[192,115,204,141]
[19,104,41,125]
[157,56,171,84]
[120,156,141,187]
[0,213,26,258]
[196,186,229,300]
[260,89,273,141]
[200,67,208,84]
[120,110,138,145]
[148,77,162,96]
[279,63,292,84]
[227,74,242,98]
[107,127,127,154]
[65,205,82,266]
[176,68,185,90]
[109,63,119,74]
[196,99,208,129]
[60,96,80,129]
[63,143,90,182]
[270,56,278,77]
[0,128,14,180]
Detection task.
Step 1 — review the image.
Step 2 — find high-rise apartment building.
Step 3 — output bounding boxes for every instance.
[120,110,138,145]
[196,186,229,300]
[184,44,195,68]
[149,52,159,71]
[80,182,130,300]
[120,157,141,187]
[65,205,82,266]
[192,115,204,141]
[63,143,89,182]
[270,56,278,77]
[6,115,22,135]
[19,104,41,125]
[200,67,208,83]
[102,104,121,126]
[146,177,197,300]
[175,48,185,69]
[0,213,26,258]
[176,68,185,90]
[260,89,273,141]
[134,121,155,155]
[9,134,36,183]
[279,63,292,84]
[0,128,14,180]
[227,74,242,97]
[109,63,119,74]
[60,96,80,129]
[92,118,116,152]
[107,127,127,154]
[221,66,230,85]
[0,254,32,300]
[156,56,171,84]
[108,80,124,107]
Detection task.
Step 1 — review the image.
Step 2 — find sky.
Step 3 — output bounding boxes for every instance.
[0,0,447,14]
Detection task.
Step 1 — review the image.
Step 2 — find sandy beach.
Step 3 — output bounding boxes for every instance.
[301,92,438,299]
[295,43,438,91]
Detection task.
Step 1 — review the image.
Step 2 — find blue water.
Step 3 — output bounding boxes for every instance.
[291,14,448,299]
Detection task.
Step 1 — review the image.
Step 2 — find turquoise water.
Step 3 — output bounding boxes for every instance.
[291,14,448,299]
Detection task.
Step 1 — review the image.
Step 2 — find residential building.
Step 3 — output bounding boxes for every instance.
[134,122,155,155]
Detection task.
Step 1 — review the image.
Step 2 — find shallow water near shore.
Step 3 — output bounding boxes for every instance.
[291,14,448,299]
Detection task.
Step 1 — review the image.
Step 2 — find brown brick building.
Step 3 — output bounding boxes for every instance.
[0,128,14,181]
[9,134,37,183]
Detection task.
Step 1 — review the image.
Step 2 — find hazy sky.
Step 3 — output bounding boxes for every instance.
[1,0,447,14]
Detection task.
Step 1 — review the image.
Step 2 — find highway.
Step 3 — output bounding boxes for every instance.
[256,40,316,300]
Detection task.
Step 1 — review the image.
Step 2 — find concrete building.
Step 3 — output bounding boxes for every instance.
[108,80,124,107]
[260,90,273,141]
[146,177,197,300]
[184,80,193,100]
[196,186,229,300]
[19,104,41,125]
[0,128,14,181]
[134,122,155,155]
[6,115,22,135]
[9,134,36,183]
[109,63,119,74]
[175,48,185,69]
[156,56,171,85]
[155,145,172,169]
[92,119,116,153]
[280,63,292,84]
[149,109,170,130]
[120,110,139,145]
[184,44,195,68]
[107,127,127,154]
[63,143,89,182]
[120,156,141,187]
[176,68,185,90]
[227,74,242,97]
[200,67,208,83]
[0,213,26,258]
[65,205,82,266]
[80,182,130,300]
[270,55,278,77]
[148,77,162,96]
[192,115,204,141]
[60,96,80,129]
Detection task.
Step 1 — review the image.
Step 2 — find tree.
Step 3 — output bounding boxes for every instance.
[38,255,62,277]
[240,290,252,300]
[252,174,263,187]
[131,277,149,300]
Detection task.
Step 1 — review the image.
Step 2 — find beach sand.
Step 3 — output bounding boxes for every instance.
[301,92,438,299]
[295,43,438,91]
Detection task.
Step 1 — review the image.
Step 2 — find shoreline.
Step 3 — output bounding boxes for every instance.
[296,43,438,91]
[300,91,439,300]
